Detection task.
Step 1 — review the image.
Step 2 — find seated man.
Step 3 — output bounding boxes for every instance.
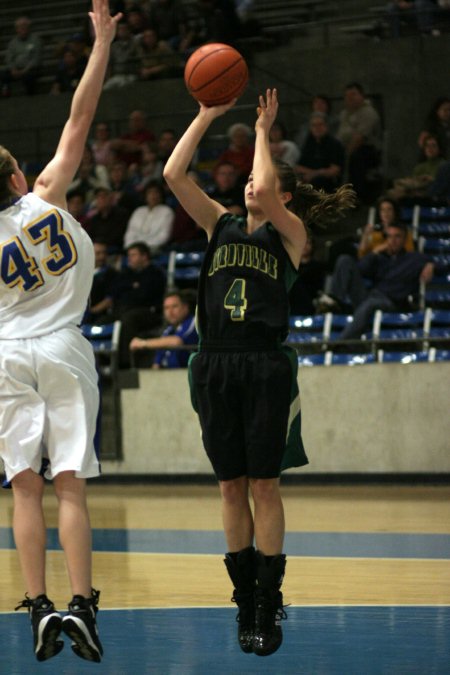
[111,242,167,367]
[316,223,434,339]
[129,290,198,368]
[296,112,345,193]
[83,241,120,324]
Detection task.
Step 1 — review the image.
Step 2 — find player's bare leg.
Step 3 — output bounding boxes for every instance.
[12,469,47,596]
[220,476,256,652]
[55,471,103,662]
[249,477,287,657]
[54,472,91,597]
[12,469,63,661]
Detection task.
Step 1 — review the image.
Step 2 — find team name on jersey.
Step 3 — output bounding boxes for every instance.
[207,243,278,280]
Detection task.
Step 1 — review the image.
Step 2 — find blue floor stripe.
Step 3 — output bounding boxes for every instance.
[1,527,450,559]
[2,606,450,674]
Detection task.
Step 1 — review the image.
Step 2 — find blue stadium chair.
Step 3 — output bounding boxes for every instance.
[167,251,205,289]
[329,353,376,366]
[419,237,450,254]
[378,351,429,363]
[417,223,450,238]
[430,349,450,362]
[297,353,329,366]
[288,314,327,345]
[424,309,450,343]
[81,322,121,355]
[416,206,450,222]
[430,254,450,272]
[372,310,426,345]
[325,313,354,341]
[424,289,450,309]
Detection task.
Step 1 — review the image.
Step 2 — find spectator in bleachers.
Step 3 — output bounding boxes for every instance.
[51,48,87,95]
[386,0,439,37]
[156,129,179,167]
[135,26,181,80]
[288,237,327,316]
[129,289,198,367]
[111,241,167,367]
[295,94,339,149]
[358,196,415,258]
[315,223,434,339]
[109,109,155,166]
[426,160,450,204]
[67,190,89,230]
[124,180,175,250]
[205,161,246,215]
[1,16,43,96]
[336,82,382,204]
[296,112,345,193]
[103,21,139,89]
[90,122,116,168]
[147,0,194,53]
[215,122,254,185]
[164,172,208,251]
[125,4,151,35]
[418,97,450,158]
[85,186,129,252]
[83,241,120,324]
[67,146,110,204]
[187,0,242,50]
[133,142,164,193]
[269,121,300,167]
[108,160,141,214]
[387,134,447,204]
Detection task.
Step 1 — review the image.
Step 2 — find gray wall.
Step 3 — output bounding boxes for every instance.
[101,362,450,477]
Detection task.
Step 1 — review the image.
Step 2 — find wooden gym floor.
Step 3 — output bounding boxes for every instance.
[0,483,449,674]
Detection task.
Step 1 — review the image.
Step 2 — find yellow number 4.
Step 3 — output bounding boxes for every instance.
[224,278,247,321]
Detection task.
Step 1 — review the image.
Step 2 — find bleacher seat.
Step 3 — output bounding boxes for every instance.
[167,251,205,289]
[430,349,450,362]
[377,350,429,363]
[297,353,328,367]
[329,353,376,366]
[288,314,327,346]
[372,310,426,349]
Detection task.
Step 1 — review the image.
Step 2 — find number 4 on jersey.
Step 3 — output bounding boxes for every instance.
[224,278,247,321]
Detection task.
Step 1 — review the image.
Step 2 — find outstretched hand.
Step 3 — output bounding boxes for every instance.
[198,98,237,119]
[89,0,122,45]
[255,88,279,133]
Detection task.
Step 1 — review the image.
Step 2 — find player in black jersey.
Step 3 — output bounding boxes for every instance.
[164,89,355,656]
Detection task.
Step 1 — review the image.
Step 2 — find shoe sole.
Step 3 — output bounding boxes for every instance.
[35,614,64,662]
[62,616,102,663]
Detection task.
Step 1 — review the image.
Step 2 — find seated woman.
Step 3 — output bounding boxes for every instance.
[387,134,446,205]
[358,196,414,258]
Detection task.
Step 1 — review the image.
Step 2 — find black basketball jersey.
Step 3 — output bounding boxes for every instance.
[196,212,298,346]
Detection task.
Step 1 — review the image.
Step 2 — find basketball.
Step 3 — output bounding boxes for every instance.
[184,43,249,107]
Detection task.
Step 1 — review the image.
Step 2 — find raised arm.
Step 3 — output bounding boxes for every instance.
[33,0,121,208]
[252,89,307,265]
[163,102,234,238]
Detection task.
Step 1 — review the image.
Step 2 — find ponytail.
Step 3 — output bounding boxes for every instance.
[273,159,357,231]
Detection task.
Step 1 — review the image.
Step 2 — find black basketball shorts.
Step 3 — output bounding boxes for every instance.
[188,347,308,481]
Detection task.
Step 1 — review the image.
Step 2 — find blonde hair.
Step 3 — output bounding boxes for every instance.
[0,146,15,203]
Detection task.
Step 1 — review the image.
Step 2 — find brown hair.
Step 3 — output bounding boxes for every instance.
[274,159,357,230]
[0,146,15,203]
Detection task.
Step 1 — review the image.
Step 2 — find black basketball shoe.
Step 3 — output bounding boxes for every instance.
[62,588,103,662]
[224,546,256,653]
[15,594,64,662]
[253,552,287,657]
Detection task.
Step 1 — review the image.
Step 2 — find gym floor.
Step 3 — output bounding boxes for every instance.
[1,483,449,674]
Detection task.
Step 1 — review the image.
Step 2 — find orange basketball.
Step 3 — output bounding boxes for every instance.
[184,43,249,107]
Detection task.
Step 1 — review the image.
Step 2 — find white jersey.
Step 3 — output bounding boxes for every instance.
[0,192,94,338]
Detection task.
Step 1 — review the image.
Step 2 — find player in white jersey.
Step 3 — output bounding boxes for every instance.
[0,1,121,663]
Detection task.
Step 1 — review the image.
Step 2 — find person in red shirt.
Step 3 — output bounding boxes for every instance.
[109,109,155,166]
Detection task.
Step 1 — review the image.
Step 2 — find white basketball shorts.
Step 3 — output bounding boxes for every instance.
[0,325,100,482]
